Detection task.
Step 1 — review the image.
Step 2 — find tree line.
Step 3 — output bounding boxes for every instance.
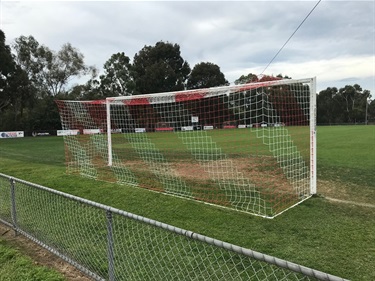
[1,29,373,132]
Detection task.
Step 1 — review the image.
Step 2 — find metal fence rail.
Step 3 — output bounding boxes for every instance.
[0,173,348,281]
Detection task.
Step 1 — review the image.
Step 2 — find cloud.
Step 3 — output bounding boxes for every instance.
[1,0,374,94]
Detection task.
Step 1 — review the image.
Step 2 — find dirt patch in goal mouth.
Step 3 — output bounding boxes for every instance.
[88,156,297,196]
[172,158,293,190]
[118,157,292,186]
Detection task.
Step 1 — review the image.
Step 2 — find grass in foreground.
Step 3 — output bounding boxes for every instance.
[0,239,65,281]
[0,125,374,280]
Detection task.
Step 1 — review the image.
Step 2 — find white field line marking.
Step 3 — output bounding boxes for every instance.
[325,197,375,208]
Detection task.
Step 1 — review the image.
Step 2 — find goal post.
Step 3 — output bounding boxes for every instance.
[106,98,113,167]
[309,77,317,195]
[56,77,317,218]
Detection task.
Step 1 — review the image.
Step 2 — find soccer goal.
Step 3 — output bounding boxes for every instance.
[56,77,316,218]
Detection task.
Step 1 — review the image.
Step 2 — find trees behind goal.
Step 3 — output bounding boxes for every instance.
[56,77,316,218]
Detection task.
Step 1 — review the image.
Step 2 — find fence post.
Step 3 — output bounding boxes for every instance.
[106,210,115,281]
[9,178,18,236]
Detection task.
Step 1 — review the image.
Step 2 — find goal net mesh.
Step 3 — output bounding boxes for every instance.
[56,78,315,218]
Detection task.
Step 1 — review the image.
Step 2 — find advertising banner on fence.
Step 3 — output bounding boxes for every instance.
[135,128,146,133]
[203,126,214,130]
[0,131,24,138]
[83,129,101,135]
[32,131,50,137]
[181,126,194,131]
[57,130,80,136]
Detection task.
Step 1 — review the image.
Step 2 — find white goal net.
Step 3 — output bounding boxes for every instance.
[56,77,317,218]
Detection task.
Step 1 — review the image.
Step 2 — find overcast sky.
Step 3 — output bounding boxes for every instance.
[1,0,374,95]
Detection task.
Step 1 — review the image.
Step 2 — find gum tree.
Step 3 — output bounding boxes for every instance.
[132,41,190,94]
[186,62,228,90]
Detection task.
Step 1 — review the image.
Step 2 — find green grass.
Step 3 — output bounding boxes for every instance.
[111,126,309,160]
[0,126,374,280]
[108,127,310,216]
[317,125,375,187]
[0,240,65,281]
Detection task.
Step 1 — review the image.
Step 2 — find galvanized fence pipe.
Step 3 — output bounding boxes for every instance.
[0,173,349,281]
[10,177,18,235]
[106,210,115,281]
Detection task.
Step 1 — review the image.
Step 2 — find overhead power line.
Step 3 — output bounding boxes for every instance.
[260,0,322,75]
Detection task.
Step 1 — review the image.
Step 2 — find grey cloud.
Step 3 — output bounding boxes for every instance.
[1,1,374,93]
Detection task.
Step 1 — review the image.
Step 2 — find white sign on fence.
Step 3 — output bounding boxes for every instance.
[181,126,194,131]
[203,126,214,130]
[0,131,24,138]
[191,116,199,123]
[135,128,146,133]
[57,130,80,136]
[83,129,101,135]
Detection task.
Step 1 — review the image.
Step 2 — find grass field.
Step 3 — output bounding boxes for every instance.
[0,238,65,281]
[66,126,311,217]
[0,125,374,280]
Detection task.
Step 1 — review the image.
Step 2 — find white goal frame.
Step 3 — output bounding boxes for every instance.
[58,77,317,218]
[106,77,317,197]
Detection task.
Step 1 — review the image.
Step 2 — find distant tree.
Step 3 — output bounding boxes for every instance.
[0,29,16,112]
[13,36,92,96]
[276,73,292,79]
[234,73,258,85]
[317,87,342,124]
[258,74,283,82]
[27,95,61,130]
[99,52,134,96]
[64,66,101,100]
[317,85,371,124]
[12,35,40,79]
[234,73,288,85]
[368,99,375,123]
[9,35,95,130]
[337,84,370,123]
[0,30,36,130]
[340,85,359,119]
[65,78,101,101]
[186,62,228,90]
[132,41,190,94]
[65,84,87,100]
[49,43,91,96]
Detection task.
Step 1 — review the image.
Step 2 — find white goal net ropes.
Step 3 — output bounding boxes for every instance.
[56,77,317,218]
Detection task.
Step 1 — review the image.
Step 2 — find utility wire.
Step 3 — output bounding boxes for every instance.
[260,0,322,75]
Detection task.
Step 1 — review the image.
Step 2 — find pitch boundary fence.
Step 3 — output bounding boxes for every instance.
[0,173,347,281]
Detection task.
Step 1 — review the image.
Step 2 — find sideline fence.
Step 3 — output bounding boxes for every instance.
[0,173,348,281]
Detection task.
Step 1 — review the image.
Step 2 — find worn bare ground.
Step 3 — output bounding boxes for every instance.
[317,179,375,208]
[0,223,93,281]
[119,157,292,192]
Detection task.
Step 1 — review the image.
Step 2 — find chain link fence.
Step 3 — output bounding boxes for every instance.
[0,173,348,281]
